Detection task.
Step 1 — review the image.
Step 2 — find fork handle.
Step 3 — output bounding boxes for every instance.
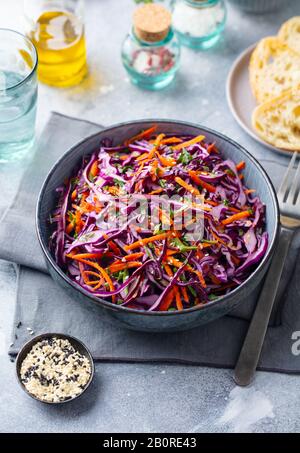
[234,226,294,386]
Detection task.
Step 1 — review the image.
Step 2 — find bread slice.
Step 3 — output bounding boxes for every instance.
[278,16,300,55]
[249,37,300,104]
[252,84,300,151]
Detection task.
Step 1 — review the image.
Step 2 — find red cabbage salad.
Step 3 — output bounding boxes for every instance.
[50,126,268,312]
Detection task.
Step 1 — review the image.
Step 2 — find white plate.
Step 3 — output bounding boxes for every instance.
[226,43,294,156]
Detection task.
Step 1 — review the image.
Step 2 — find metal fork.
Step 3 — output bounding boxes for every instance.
[234,152,300,386]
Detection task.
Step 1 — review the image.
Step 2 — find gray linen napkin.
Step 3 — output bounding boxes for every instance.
[2,113,300,373]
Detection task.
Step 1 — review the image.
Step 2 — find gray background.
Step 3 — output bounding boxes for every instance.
[0,0,300,433]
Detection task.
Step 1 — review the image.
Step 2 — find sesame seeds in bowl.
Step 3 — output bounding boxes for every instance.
[16,333,94,404]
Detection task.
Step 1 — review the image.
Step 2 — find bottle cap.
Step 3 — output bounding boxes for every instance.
[133,4,172,43]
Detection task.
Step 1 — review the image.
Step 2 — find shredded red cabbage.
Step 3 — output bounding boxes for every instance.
[49,127,268,311]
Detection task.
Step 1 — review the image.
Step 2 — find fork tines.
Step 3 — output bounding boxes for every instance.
[277,152,300,206]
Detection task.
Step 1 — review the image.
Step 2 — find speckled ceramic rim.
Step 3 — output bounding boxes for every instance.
[15,333,95,405]
[36,119,279,317]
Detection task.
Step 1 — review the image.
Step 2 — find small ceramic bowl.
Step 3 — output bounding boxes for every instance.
[16,333,94,404]
[227,0,287,13]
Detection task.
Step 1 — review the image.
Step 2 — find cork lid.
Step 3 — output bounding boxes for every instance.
[133,4,172,43]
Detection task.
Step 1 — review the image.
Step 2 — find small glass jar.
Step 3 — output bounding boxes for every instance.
[121,4,180,90]
[171,0,226,50]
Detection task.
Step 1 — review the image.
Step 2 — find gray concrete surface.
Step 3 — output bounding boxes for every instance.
[0,0,299,433]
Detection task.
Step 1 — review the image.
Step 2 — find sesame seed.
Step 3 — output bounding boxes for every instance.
[19,336,91,403]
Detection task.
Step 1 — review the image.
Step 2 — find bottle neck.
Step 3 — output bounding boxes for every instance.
[131,27,175,47]
[181,0,220,8]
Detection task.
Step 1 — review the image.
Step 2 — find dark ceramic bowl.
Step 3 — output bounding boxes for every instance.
[16,333,94,404]
[36,120,279,332]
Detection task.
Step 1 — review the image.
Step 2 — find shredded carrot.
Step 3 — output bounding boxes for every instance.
[136,148,155,162]
[125,125,157,145]
[156,151,176,167]
[108,261,142,273]
[108,241,121,255]
[135,162,145,177]
[166,249,179,256]
[205,200,218,206]
[222,210,251,226]
[154,133,165,146]
[82,270,101,281]
[117,154,128,161]
[174,287,183,310]
[71,189,77,200]
[231,255,241,266]
[166,257,206,287]
[166,256,185,268]
[195,270,206,287]
[80,192,88,204]
[211,231,228,247]
[175,176,200,196]
[75,210,83,234]
[200,242,214,249]
[159,289,174,311]
[89,161,99,179]
[103,234,121,255]
[159,208,173,226]
[66,222,74,234]
[82,270,104,289]
[206,142,217,153]
[80,201,102,214]
[136,134,165,163]
[124,232,170,251]
[205,199,241,214]
[68,252,103,260]
[161,137,182,145]
[123,252,144,261]
[149,188,164,195]
[173,135,205,151]
[188,170,216,193]
[196,250,204,260]
[67,257,115,301]
[97,266,115,299]
[245,189,256,194]
[150,162,164,179]
[164,263,173,278]
[236,161,245,171]
[107,186,120,196]
[181,286,189,303]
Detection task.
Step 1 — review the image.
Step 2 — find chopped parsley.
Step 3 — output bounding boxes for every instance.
[188,286,197,297]
[114,179,125,187]
[178,148,193,165]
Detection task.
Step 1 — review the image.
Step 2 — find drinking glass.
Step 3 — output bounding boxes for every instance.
[0,29,38,163]
[23,0,87,87]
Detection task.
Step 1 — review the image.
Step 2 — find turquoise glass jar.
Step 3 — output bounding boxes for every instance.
[171,0,226,50]
[121,28,180,91]
[122,4,181,90]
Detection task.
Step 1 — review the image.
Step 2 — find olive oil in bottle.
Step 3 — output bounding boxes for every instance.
[29,10,87,87]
